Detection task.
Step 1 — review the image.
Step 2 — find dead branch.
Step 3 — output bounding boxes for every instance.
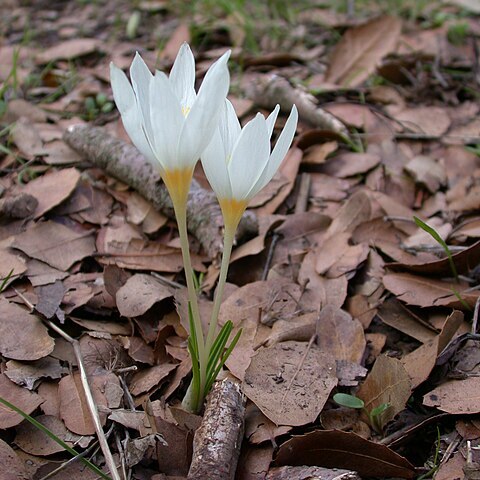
[63,125,258,260]
[187,378,245,480]
[243,74,350,138]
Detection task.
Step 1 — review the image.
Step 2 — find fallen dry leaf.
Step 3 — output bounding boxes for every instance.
[424,377,480,414]
[58,371,117,435]
[20,168,80,218]
[5,358,66,390]
[0,374,43,429]
[129,363,178,397]
[0,298,55,361]
[243,341,337,426]
[316,305,366,364]
[0,438,29,479]
[320,152,381,178]
[12,220,95,271]
[394,107,451,137]
[35,38,100,64]
[325,16,402,87]
[116,273,173,318]
[15,414,81,456]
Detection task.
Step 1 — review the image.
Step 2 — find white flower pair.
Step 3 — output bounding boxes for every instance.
[110,43,298,231]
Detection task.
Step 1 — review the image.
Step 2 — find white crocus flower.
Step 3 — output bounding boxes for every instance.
[201,99,298,353]
[110,43,230,207]
[202,99,298,231]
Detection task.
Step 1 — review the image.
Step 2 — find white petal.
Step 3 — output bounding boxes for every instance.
[249,105,298,198]
[228,114,270,200]
[265,104,280,139]
[201,130,232,199]
[177,50,231,169]
[169,43,196,110]
[219,99,241,159]
[149,71,184,171]
[110,62,157,167]
[130,53,155,146]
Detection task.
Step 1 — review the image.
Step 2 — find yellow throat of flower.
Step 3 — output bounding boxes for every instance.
[162,167,194,209]
[219,198,248,232]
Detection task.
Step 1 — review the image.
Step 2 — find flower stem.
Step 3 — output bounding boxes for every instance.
[205,222,237,354]
[173,204,207,404]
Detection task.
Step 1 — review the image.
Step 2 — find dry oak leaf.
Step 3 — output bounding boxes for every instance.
[20,168,80,218]
[383,272,479,309]
[0,373,43,429]
[243,341,337,427]
[12,221,95,271]
[116,273,173,317]
[325,15,402,87]
[274,429,415,479]
[0,298,54,361]
[423,377,480,414]
[357,354,412,429]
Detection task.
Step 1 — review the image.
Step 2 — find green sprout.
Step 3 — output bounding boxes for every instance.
[84,92,114,121]
[333,393,391,433]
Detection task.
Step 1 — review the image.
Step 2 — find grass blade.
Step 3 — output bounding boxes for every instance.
[413,216,459,281]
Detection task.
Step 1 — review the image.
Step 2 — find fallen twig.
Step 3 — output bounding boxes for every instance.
[63,125,258,260]
[243,74,350,138]
[187,377,246,480]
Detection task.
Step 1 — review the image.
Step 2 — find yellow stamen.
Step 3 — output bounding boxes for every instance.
[218,197,248,232]
[181,105,191,117]
[162,167,194,209]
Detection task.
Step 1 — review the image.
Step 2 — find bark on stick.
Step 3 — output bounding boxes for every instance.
[63,125,258,260]
[187,378,245,480]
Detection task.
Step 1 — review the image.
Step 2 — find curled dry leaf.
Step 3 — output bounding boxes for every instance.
[383,272,479,309]
[274,429,415,479]
[0,298,55,361]
[387,239,480,278]
[245,404,292,445]
[357,355,412,429]
[243,341,337,427]
[5,358,66,390]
